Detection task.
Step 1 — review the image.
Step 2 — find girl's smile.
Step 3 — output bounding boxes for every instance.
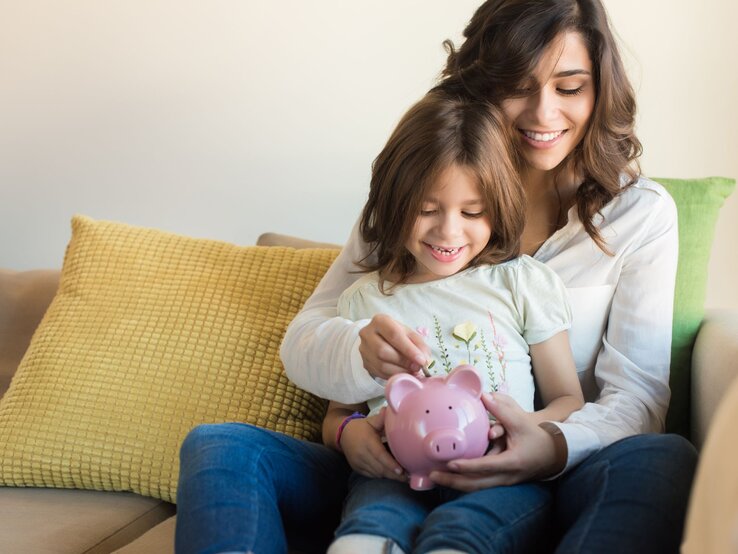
[405,164,492,284]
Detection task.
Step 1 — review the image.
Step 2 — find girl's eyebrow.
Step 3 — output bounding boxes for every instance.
[423,198,484,205]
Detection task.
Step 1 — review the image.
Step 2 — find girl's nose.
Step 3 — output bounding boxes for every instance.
[438,213,462,238]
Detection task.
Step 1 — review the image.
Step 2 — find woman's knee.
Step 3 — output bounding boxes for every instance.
[179,422,268,468]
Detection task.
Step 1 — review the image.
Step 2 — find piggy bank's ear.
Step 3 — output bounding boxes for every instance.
[446,364,483,399]
[385,374,423,413]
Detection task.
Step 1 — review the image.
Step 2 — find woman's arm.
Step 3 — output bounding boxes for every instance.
[555,186,677,469]
[281,220,383,403]
[281,219,429,403]
[528,330,584,425]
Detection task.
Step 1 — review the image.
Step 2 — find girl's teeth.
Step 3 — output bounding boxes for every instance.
[523,130,563,142]
[431,245,459,255]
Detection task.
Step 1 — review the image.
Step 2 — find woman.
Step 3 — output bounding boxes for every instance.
[177,1,697,552]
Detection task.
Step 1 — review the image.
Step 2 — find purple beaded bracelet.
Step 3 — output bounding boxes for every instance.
[336,411,366,451]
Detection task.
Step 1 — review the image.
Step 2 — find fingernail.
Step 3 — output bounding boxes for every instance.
[415,355,427,366]
[394,467,403,475]
[409,363,421,372]
[448,462,459,471]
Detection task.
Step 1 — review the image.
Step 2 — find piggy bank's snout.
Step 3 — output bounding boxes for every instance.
[424,428,467,461]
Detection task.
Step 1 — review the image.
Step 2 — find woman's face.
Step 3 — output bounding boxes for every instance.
[501,32,596,174]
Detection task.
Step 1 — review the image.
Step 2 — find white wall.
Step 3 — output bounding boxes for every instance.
[2,0,736,309]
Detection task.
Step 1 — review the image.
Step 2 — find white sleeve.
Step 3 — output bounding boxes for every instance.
[552,192,678,471]
[280,218,385,403]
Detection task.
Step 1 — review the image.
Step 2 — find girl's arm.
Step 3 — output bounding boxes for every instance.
[528,330,584,425]
[322,400,367,450]
[322,400,405,481]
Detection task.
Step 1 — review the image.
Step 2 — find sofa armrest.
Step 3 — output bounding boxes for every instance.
[256,232,340,250]
[691,309,738,448]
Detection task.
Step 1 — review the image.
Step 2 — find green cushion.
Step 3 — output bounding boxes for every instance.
[654,177,735,438]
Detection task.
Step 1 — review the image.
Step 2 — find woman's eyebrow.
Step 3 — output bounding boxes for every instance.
[554,69,591,77]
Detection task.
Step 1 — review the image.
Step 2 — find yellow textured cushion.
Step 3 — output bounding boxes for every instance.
[0,216,339,503]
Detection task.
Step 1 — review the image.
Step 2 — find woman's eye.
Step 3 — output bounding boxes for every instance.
[420,210,437,216]
[558,86,584,96]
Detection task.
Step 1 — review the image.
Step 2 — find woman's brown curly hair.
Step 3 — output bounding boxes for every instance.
[436,0,642,252]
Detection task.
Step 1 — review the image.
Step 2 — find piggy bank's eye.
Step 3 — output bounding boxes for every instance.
[425,409,430,414]
[448,406,453,410]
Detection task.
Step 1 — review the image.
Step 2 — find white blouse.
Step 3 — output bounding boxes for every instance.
[281,177,678,471]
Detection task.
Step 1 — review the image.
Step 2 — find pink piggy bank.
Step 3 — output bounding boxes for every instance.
[384,364,490,490]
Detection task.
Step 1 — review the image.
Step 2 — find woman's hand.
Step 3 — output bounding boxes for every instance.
[340,408,406,482]
[429,393,564,492]
[359,314,430,380]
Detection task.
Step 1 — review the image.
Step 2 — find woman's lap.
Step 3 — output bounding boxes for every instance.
[175,422,350,554]
[553,433,697,553]
[176,428,695,554]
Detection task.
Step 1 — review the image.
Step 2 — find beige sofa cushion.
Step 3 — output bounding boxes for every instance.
[0,488,174,554]
[0,269,59,396]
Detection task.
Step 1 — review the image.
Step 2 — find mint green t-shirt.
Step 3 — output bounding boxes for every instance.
[338,255,572,415]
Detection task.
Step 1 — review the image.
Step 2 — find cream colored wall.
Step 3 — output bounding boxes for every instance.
[1,1,736,309]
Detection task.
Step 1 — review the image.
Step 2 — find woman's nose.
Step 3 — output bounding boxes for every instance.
[530,87,559,124]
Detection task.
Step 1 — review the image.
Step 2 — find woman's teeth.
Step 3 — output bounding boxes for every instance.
[522,130,564,142]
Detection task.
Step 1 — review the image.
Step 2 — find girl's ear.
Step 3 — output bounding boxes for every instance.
[385,374,423,412]
[446,364,483,399]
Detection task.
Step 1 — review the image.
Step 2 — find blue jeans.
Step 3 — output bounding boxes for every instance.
[335,434,697,553]
[176,426,696,554]
[552,433,697,553]
[175,423,350,554]
[336,473,553,553]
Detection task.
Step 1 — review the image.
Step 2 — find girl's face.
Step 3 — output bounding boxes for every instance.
[405,164,492,284]
[501,32,596,174]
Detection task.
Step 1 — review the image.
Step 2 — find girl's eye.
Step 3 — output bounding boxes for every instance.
[463,212,484,218]
[558,86,584,96]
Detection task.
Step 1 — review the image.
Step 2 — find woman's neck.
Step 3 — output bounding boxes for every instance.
[519,166,577,256]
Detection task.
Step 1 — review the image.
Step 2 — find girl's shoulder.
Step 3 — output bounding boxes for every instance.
[337,271,382,304]
[472,255,563,288]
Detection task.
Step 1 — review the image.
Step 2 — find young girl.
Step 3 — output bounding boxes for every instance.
[324,91,584,554]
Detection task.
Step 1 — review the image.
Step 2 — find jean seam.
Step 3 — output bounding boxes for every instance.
[564,460,609,554]
[244,442,268,554]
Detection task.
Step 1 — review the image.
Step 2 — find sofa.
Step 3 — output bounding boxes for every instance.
[0,177,736,552]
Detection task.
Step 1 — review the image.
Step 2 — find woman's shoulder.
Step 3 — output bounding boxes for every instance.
[616,175,677,218]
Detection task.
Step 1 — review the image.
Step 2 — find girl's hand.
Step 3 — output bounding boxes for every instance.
[359,314,430,380]
[340,408,406,482]
[429,393,563,492]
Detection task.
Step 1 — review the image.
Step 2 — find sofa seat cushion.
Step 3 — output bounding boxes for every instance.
[0,487,174,554]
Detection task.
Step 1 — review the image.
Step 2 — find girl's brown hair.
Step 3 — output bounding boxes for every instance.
[360,91,525,289]
[438,0,641,251]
